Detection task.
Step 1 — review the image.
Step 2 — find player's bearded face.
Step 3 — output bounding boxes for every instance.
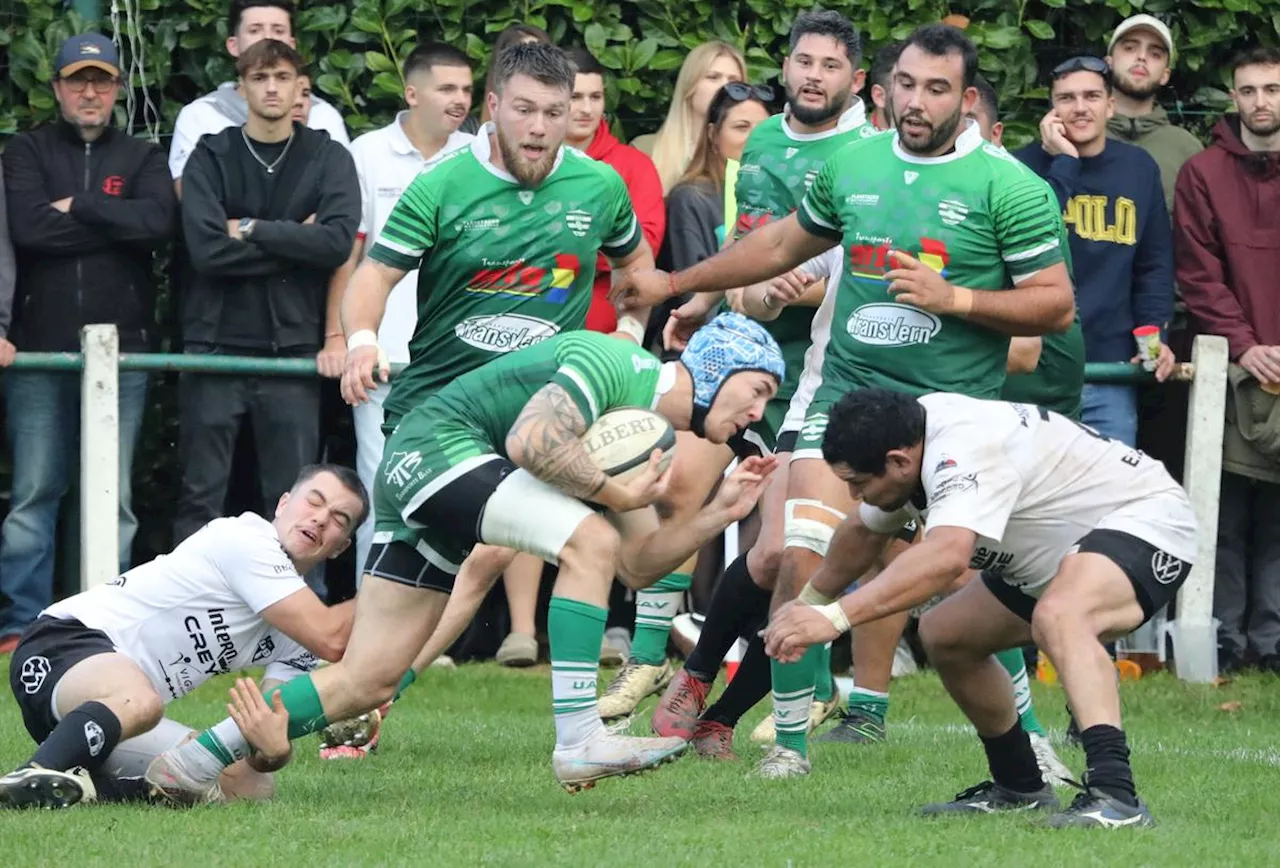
[493,81,568,187]
[783,35,854,126]
[895,95,964,155]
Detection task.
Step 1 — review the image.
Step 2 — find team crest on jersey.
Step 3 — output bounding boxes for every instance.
[939,199,970,226]
[19,656,50,695]
[1150,551,1187,585]
[385,451,423,487]
[251,635,276,663]
[566,209,592,237]
[800,413,829,441]
[803,168,820,189]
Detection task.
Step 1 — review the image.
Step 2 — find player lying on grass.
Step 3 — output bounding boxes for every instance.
[149,313,784,796]
[763,388,1197,828]
[0,465,366,809]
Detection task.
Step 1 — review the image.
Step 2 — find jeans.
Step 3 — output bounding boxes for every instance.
[1081,383,1139,447]
[0,370,149,636]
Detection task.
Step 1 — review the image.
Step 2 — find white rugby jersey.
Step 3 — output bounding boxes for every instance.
[860,393,1198,595]
[44,513,320,701]
[782,246,843,434]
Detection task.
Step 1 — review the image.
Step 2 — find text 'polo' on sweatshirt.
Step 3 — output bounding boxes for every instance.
[1014,138,1175,363]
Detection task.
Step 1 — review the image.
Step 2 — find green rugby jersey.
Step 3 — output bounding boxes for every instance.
[370,128,642,426]
[797,123,1066,398]
[732,103,880,399]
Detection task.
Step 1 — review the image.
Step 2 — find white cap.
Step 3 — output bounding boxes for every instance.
[1108,14,1175,63]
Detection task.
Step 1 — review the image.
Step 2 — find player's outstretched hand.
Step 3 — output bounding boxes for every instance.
[340,344,389,406]
[762,600,841,663]
[663,294,717,351]
[766,268,814,307]
[600,449,673,513]
[885,250,960,316]
[609,268,673,312]
[227,678,291,768]
[713,455,779,522]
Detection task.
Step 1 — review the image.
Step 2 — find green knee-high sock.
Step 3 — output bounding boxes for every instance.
[813,643,835,703]
[630,573,691,665]
[194,674,330,766]
[771,645,821,757]
[847,686,889,725]
[995,647,1044,736]
[548,596,608,748]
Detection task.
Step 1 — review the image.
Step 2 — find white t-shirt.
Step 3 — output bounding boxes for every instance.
[44,513,320,701]
[350,114,473,363]
[782,246,843,435]
[168,83,352,179]
[859,393,1198,596]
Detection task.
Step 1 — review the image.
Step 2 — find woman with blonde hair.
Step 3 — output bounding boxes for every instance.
[631,41,747,192]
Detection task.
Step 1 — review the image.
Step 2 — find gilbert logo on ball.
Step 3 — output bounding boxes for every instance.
[581,408,677,485]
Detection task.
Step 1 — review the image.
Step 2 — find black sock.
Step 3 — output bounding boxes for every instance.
[91,773,159,804]
[26,701,122,774]
[703,627,771,726]
[1080,724,1138,807]
[685,554,771,681]
[980,721,1045,794]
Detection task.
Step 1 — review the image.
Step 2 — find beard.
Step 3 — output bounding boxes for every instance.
[785,82,847,126]
[1242,110,1280,138]
[1113,70,1160,102]
[895,104,964,155]
[496,124,557,187]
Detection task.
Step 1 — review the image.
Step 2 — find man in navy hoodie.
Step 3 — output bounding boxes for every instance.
[1015,57,1175,446]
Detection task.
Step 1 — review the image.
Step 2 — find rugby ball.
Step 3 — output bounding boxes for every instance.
[580,408,677,484]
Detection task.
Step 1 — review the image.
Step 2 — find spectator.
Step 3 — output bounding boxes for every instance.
[661,83,772,271]
[291,73,312,124]
[630,41,747,192]
[470,23,551,132]
[1014,56,1175,446]
[174,40,358,567]
[867,42,903,131]
[564,48,666,336]
[1105,15,1203,212]
[0,33,175,651]
[1174,46,1280,673]
[0,157,13,369]
[345,41,474,581]
[168,0,350,190]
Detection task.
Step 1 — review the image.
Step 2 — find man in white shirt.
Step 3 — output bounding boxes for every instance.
[764,388,1196,829]
[343,41,474,575]
[168,0,350,191]
[0,464,366,809]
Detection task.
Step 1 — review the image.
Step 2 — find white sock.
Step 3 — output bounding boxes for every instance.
[772,686,814,737]
[208,717,253,763]
[551,661,605,748]
[1010,665,1034,720]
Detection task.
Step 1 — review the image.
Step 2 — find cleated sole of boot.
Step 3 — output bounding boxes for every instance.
[0,770,84,810]
[558,743,688,794]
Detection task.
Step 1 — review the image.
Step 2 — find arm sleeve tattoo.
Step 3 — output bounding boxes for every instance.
[508,383,610,500]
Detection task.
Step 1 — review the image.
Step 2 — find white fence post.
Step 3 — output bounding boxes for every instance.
[80,324,120,592]
[1171,334,1229,682]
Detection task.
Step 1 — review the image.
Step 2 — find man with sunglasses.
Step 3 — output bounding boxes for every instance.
[1014,57,1176,448]
[0,33,176,651]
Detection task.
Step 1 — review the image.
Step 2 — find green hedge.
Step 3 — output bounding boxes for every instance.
[0,0,1274,567]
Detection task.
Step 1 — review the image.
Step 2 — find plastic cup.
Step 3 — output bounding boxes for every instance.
[1133,325,1161,372]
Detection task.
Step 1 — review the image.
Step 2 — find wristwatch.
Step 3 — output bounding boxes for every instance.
[238,217,256,239]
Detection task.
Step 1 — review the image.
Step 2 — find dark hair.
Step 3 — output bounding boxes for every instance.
[901,24,978,89]
[789,10,862,66]
[1231,45,1280,76]
[228,0,293,39]
[870,42,903,90]
[490,41,575,95]
[676,82,773,191]
[494,22,552,53]
[566,47,605,78]
[236,38,306,78]
[292,463,370,531]
[973,73,999,121]
[403,41,471,80]
[821,389,926,475]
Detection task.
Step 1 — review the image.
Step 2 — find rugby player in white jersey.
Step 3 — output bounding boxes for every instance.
[764,388,1196,828]
[0,464,365,809]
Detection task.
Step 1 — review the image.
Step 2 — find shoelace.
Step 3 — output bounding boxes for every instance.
[671,675,705,710]
[953,780,998,801]
[602,664,641,696]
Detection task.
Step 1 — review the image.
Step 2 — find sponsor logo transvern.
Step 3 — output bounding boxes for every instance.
[847,303,941,346]
[454,314,560,352]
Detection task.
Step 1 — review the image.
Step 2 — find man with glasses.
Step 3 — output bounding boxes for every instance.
[0,32,176,652]
[1013,56,1176,447]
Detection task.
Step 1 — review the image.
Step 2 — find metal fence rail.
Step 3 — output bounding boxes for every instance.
[8,325,1229,682]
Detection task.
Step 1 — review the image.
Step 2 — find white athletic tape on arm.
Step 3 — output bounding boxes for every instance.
[347,329,389,371]
[798,582,836,606]
[783,498,847,556]
[818,601,851,633]
[614,315,645,343]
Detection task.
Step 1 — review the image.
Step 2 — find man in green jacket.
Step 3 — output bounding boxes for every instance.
[1105,14,1203,212]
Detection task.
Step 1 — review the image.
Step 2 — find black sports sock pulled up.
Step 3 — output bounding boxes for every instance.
[980,721,1045,794]
[1080,724,1138,807]
[685,553,771,681]
[703,627,771,727]
[91,773,159,804]
[26,701,122,774]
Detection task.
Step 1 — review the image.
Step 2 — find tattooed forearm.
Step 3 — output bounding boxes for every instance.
[507,384,610,500]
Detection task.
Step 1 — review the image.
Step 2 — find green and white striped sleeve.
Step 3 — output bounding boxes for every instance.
[992,174,1065,283]
[550,335,634,426]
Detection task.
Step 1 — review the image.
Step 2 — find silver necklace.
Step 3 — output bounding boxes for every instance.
[241,127,294,174]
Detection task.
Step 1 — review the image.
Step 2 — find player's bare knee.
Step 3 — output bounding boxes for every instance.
[1029,595,1083,651]
[917,608,963,665]
[559,517,620,582]
[746,542,781,588]
[108,688,165,736]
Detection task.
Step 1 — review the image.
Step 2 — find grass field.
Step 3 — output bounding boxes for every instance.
[0,657,1277,866]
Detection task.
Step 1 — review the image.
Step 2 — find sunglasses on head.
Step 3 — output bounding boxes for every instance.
[1051,55,1112,82]
[709,82,776,123]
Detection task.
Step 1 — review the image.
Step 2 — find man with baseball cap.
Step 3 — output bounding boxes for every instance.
[1105,14,1202,212]
[0,32,175,651]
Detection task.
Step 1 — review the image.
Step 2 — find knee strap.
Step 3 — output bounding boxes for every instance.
[783,498,847,557]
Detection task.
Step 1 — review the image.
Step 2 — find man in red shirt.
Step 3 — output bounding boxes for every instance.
[1174,45,1280,673]
[565,48,665,339]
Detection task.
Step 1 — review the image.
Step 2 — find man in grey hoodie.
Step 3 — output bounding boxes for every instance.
[168,0,349,193]
[1105,14,1203,212]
